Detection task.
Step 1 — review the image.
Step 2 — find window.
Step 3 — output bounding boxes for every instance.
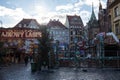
[71,31,73,35]
[56,31,58,34]
[75,31,77,35]
[63,32,65,34]
[73,31,76,35]
[115,23,119,35]
[70,37,73,41]
[79,31,82,35]
[74,17,77,20]
[24,24,27,27]
[114,7,119,17]
[19,24,22,28]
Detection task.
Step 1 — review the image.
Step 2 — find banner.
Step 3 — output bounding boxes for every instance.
[0,29,42,39]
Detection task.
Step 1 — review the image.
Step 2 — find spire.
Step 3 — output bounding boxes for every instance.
[107,0,111,8]
[90,2,97,22]
[88,2,98,28]
[92,2,94,12]
[99,0,102,10]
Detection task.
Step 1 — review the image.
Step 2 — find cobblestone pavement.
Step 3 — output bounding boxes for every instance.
[0,63,120,80]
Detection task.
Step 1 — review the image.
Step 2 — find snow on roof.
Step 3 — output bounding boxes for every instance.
[106,32,119,43]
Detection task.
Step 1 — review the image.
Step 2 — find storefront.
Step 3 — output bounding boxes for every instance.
[0,28,42,64]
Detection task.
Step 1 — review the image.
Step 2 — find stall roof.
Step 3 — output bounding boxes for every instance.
[106,32,119,43]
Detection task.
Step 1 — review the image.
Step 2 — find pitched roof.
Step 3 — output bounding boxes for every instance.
[47,19,67,29]
[106,32,119,43]
[67,15,84,27]
[14,19,40,28]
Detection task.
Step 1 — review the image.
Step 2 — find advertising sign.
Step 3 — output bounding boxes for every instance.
[0,29,42,39]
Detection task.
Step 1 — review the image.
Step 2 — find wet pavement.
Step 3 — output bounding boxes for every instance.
[0,63,120,80]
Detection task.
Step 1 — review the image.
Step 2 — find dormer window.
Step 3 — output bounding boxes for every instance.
[74,17,77,20]
[24,24,26,27]
[19,24,22,28]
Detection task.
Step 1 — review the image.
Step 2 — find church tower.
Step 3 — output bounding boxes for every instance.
[98,0,110,32]
[88,3,99,39]
[98,0,103,20]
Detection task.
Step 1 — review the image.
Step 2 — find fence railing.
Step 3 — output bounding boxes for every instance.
[58,56,120,68]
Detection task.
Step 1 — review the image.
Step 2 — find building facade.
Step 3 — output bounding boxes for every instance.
[65,15,84,53]
[47,19,69,45]
[98,1,110,33]
[47,19,69,58]
[88,4,99,40]
[14,19,41,54]
[108,0,120,41]
[0,18,42,64]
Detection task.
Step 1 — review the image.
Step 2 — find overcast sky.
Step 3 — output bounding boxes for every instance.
[0,0,107,28]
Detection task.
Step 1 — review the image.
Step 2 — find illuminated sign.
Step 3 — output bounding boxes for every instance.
[0,29,42,38]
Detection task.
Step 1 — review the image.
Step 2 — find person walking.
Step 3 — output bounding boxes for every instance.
[24,55,28,66]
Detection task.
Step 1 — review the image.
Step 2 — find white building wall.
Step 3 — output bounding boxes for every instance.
[29,20,39,29]
[64,17,69,28]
